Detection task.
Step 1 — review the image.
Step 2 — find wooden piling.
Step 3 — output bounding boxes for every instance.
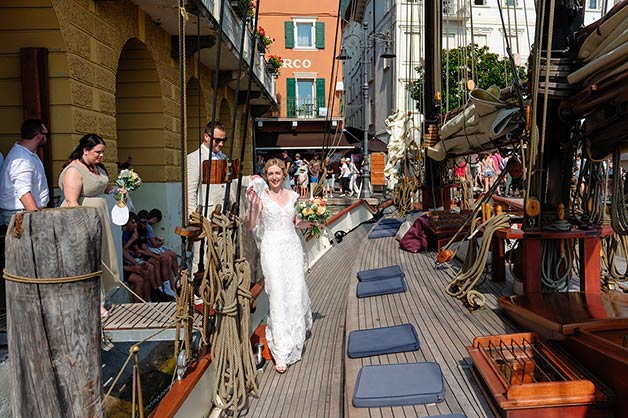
[4,208,104,418]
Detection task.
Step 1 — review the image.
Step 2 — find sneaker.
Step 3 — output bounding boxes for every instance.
[161,281,177,298]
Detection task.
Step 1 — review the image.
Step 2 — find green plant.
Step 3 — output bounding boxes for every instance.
[267,54,283,72]
[257,26,274,47]
[243,0,254,17]
[408,44,527,114]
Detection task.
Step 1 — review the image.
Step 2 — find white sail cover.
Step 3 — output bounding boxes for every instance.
[384,110,422,190]
[427,87,519,161]
[568,4,628,86]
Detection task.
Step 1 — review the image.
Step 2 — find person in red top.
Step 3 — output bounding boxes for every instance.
[454,160,468,179]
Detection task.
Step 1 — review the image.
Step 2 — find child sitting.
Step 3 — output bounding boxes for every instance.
[125,212,176,300]
[121,214,159,302]
[138,209,178,295]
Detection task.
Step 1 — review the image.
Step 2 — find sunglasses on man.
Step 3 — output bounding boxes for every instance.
[212,136,227,144]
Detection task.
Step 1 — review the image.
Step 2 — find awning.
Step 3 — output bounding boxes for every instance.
[343,126,376,143]
[256,132,353,150]
[255,132,388,153]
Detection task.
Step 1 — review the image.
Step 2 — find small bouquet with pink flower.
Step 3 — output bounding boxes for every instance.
[296,197,331,238]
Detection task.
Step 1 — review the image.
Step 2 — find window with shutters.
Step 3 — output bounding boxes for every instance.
[286,77,326,118]
[284,19,325,49]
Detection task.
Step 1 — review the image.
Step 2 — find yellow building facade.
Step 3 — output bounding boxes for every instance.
[0,0,276,248]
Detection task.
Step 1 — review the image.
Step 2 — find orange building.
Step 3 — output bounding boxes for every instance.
[255,0,352,158]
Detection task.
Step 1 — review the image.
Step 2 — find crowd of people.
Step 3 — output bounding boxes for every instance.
[255,151,361,198]
[453,151,523,198]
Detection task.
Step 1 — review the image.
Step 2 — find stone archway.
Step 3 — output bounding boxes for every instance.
[186,77,206,154]
[115,38,164,182]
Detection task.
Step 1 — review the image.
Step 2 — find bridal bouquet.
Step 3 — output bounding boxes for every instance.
[111,169,142,225]
[296,197,331,238]
[114,169,142,203]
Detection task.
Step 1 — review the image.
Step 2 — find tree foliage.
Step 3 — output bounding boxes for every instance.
[408,44,527,114]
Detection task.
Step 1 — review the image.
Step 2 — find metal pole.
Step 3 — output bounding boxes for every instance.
[361,21,371,198]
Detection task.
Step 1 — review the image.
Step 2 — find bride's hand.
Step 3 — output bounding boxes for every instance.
[247,187,261,207]
[296,219,314,229]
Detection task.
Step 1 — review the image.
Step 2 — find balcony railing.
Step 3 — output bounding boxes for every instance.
[287,98,327,118]
[197,0,276,100]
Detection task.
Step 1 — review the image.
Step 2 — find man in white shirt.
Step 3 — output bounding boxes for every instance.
[0,119,50,224]
[186,121,228,216]
[186,121,233,275]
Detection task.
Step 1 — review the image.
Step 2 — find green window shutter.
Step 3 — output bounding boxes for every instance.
[287,78,297,117]
[315,22,325,48]
[316,78,326,109]
[284,21,294,49]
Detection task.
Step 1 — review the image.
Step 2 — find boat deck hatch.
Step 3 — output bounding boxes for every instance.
[467,332,611,417]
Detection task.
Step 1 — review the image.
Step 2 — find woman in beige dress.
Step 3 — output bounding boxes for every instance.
[59,133,120,318]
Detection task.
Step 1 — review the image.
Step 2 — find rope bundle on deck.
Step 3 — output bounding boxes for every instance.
[445,213,511,309]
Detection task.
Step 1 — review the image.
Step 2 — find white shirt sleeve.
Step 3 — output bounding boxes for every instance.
[9,158,35,200]
[187,151,200,216]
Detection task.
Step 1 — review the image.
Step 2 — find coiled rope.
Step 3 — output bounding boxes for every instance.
[445,213,511,309]
[393,177,418,217]
[601,234,628,287]
[540,219,572,291]
[610,145,628,234]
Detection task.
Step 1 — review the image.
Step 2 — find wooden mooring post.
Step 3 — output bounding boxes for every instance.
[4,208,104,418]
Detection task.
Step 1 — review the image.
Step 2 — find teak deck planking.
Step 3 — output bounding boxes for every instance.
[245,220,518,418]
[103,302,200,332]
[345,228,517,418]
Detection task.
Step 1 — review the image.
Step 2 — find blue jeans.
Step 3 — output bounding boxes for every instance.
[1,209,23,225]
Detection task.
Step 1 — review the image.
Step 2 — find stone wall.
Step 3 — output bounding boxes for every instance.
[0,0,254,183]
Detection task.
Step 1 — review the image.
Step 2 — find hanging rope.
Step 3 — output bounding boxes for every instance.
[540,218,572,292]
[601,234,628,286]
[209,212,258,415]
[174,268,195,364]
[581,158,607,225]
[610,145,628,234]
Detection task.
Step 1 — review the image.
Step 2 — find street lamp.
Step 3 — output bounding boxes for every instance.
[336,22,395,198]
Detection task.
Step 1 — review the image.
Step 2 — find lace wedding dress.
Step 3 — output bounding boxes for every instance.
[258,189,312,365]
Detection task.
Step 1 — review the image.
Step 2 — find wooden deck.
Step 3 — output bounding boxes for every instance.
[244,220,518,418]
[102,302,203,342]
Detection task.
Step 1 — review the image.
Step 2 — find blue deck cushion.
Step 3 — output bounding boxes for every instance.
[378,218,405,225]
[356,276,406,298]
[357,265,404,282]
[353,362,445,408]
[368,219,404,239]
[368,228,399,239]
[347,324,419,358]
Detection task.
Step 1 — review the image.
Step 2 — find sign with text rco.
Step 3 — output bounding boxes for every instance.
[282,59,312,69]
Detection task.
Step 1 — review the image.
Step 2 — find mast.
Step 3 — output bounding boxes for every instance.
[422,0,442,209]
[525,0,585,228]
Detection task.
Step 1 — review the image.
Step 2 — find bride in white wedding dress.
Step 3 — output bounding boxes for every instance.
[247,158,313,373]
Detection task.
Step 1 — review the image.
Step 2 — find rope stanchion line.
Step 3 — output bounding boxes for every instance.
[3,269,102,284]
